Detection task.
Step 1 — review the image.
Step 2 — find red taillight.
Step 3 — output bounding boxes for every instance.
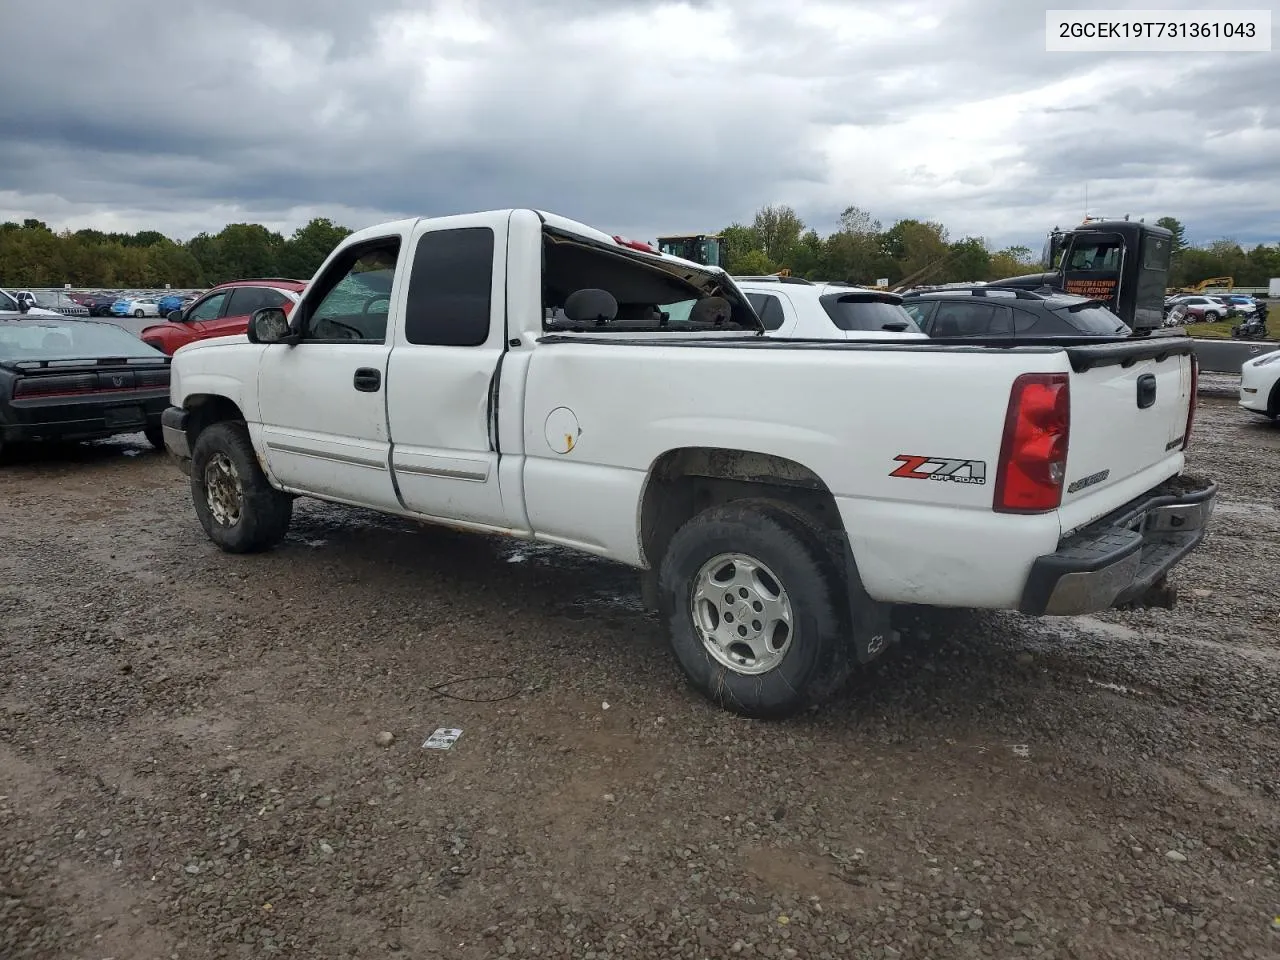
[994,373,1070,514]
[613,234,657,254]
[1182,354,1198,450]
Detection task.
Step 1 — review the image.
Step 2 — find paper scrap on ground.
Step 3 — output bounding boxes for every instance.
[423,727,463,750]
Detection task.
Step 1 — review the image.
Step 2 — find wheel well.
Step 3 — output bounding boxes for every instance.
[639,448,848,572]
[184,394,246,447]
[1269,378,1280,418]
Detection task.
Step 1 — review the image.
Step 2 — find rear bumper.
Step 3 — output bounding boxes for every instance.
[2,392,167,444]
[1238,362,1275,414]
[1019,474,1217,616]
[161,405,192,475]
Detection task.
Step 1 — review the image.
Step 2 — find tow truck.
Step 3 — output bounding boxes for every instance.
[989,216,1173,334]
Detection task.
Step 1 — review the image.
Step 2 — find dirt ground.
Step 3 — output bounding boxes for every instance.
[2,396,1278,960]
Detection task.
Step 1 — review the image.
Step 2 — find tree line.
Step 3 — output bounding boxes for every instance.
[0,218,353,289]
[0,206,1276,290]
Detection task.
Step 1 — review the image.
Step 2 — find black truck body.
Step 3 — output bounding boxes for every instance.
[989,219,1173,335]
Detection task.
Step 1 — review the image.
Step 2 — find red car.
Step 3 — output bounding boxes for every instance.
[139,278,307,355]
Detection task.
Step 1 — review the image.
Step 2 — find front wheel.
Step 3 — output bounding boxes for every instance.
[657,501,850,719]
[189,421,293,553]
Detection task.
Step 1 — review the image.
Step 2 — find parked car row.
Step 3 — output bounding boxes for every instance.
[1164,292,1266,324]
[731,275,1132,344]
[44,289,206,318]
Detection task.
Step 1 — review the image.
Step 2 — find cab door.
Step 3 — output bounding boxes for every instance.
[384,211,518,530]
[256,234,406,512]
[1061,233,1125,311]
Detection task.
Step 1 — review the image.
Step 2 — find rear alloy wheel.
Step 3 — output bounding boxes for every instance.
[189,421,292,553]
[658,500,850,719]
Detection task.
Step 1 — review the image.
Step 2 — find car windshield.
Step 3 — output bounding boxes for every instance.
[1052,303,1130,335]
[821,295,921,332]
[0,322,163,361]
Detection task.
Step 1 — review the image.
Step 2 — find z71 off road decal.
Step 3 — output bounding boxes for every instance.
[890,455,987,485]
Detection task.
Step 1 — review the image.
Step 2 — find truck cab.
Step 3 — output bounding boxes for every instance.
[992,219,1173,334]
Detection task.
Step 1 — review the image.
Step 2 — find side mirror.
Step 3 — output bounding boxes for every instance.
[167,309,184,322]
[16,299,30,315]
[248,307,292,344]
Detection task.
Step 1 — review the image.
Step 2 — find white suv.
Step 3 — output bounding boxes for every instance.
[733,276,927,340]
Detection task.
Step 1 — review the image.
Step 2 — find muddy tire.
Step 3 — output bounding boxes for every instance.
[657,500,849,719]
[143,424,165,450]
[190,421,292,553]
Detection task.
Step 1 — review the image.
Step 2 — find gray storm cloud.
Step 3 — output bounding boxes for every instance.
[2,0,1276,248]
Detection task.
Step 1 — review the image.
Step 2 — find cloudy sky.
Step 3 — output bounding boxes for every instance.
[2,0,1277,250]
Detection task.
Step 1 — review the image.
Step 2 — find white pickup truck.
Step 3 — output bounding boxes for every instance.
[161,208,1217,719]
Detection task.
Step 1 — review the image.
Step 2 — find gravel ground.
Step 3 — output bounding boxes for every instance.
[1,397,1278,960]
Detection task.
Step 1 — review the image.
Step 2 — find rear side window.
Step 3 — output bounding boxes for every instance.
[744,292,786,331]
[404,227,495,347]
[820,295,921,333]
[901,300,935,328]
[1142,235,1171,271]
[226,286,290,316]
[1012,308,1047,335]
[929,301,1012,337]
[1053,304,1131,335]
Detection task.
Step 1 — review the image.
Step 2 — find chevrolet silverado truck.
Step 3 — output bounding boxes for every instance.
[160,209,1216,719]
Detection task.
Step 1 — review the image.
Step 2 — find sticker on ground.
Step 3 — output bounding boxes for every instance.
[422,727,463,750]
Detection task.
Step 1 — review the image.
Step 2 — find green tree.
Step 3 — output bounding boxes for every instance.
[882,219,949,284]
[719,223,763,274]
[750,205,805,265]
[278,217,353,280]
[988,245,1035,280]
[789,230,828,278]
[944,237,991,283]
[732,249,778,276]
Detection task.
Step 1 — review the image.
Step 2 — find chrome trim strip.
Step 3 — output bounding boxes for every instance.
[266,441,386,470]
[393,462,488,482]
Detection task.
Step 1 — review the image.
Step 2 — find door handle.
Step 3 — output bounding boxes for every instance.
[1136,372,1156,409]
[353,368,381,392]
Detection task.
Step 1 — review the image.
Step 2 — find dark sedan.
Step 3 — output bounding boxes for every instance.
[0,317,171,457]
[900,286,1131,340]
[80,294,123,317]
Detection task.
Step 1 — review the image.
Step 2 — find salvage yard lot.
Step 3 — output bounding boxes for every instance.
[2,398,1278,960]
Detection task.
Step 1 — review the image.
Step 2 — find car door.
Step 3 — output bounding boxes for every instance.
[928,301,1012,338]
[181,289,233,335]
[901,299,937,333]
[215,286,289,341]
[256,235,405,512]
[384,212,516,529]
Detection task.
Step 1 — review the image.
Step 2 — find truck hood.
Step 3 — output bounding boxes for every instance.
[173,334,250,356]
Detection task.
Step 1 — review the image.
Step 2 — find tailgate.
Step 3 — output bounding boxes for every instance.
[1060,339,1192,509]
